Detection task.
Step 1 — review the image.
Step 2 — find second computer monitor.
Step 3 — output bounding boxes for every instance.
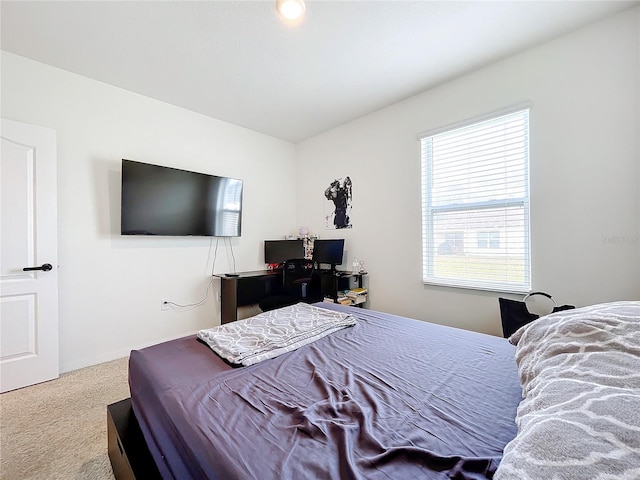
[312,239,345,270]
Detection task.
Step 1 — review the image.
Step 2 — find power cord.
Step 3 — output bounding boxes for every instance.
[162,278,213,309]
[225,237,237,273]
[210,236,219,275]
[163,237,220,310]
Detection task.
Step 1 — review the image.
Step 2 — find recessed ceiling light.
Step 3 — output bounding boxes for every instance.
[276,0,306,22]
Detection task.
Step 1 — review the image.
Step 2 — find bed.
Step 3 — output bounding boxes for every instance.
[128,303,521,479]
[123,300,640,480]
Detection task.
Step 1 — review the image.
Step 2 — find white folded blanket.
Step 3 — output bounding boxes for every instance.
[197,302,357,366]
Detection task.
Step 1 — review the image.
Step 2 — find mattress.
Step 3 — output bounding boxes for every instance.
[129,303,521,479]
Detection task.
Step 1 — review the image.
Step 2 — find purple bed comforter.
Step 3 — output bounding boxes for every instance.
[129,303,521,479]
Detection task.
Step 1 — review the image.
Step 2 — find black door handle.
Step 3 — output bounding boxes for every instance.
[23,263,53,272]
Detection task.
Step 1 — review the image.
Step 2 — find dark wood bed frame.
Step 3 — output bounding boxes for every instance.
[107,398,161,480]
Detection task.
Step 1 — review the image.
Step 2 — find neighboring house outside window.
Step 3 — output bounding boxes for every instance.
[420,107,531,293]
[477,230,501,250]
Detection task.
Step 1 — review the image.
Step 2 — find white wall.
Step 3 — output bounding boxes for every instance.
[1,52,297,372]
[295,7,640,336]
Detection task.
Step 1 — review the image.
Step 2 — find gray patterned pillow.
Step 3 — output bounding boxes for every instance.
[495,301,640,480]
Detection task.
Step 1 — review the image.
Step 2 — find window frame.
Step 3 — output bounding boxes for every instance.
[419,105,532,293]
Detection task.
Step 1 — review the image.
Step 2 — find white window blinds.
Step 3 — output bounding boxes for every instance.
[420,108,531,293]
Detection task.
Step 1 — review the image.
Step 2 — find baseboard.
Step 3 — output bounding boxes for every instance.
[60,330,205,374]
[61,349,133,374]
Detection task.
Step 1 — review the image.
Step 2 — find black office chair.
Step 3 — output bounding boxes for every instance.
[259,258,316,312]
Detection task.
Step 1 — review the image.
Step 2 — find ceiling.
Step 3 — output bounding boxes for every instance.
[1,1,637,143]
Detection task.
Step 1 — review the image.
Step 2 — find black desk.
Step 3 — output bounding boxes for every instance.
[215,270,282,324]
[215,270,367,324]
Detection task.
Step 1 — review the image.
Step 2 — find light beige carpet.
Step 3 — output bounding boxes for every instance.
[0,356,130,480]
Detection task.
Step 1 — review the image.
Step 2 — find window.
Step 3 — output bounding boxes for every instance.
[420,108,531,293]
[477,231,500,250]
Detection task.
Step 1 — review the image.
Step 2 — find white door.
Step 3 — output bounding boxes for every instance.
[1,118,59,393]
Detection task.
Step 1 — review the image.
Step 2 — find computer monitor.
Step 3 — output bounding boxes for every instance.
[264,240,305,264]
[312,239,345,270]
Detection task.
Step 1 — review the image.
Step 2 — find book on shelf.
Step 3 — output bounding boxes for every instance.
[349,295,366,305]
[324,288,367,306]
[349,287,367,294]
[323,296,353,306]
[345,288,367,299]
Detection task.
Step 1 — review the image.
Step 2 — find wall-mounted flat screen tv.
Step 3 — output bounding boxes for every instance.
[121,159,243,237]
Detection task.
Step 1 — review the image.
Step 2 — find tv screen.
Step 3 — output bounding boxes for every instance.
[264,240,305,264]
[312,239,345,267]
[121,159,243,237]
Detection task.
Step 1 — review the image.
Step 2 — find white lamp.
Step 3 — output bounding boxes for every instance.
[276,0,306,21]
